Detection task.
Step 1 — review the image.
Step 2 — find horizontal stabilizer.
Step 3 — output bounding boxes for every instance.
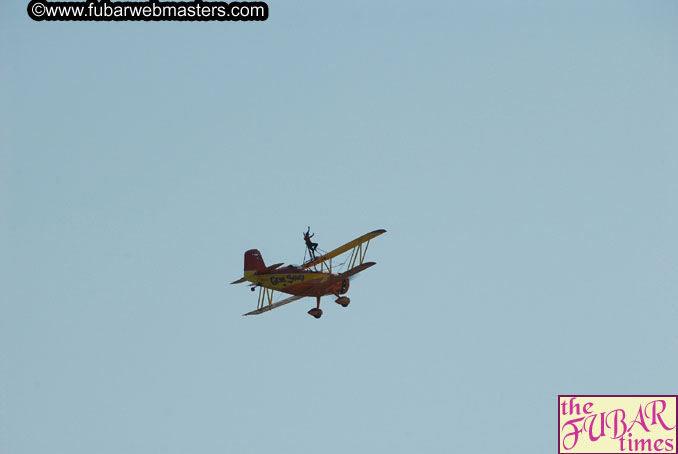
[231,277,248,285]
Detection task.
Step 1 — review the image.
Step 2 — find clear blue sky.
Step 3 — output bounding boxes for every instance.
[2,1,677,453]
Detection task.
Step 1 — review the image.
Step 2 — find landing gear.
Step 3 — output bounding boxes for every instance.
[307,308,323,318]
[335,296,350,307]
[308,296,323,319]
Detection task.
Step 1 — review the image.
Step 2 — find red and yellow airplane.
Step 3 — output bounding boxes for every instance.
[231,229,386,318]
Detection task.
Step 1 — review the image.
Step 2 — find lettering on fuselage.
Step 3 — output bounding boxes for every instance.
[269,274,305,286]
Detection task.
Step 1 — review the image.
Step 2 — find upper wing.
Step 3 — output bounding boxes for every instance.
[231,263,285,285]
[231,263,284,285]
[242,294,305,316]
[254,263,284,275]
[301,229,386,270]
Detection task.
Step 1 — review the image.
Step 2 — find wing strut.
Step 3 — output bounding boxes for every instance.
[257,286,274,310]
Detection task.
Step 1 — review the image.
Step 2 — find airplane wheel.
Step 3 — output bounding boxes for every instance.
[335,297,350,308]
[308,308,322,319]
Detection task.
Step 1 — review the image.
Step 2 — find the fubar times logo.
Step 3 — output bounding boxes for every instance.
[559,396,677,453]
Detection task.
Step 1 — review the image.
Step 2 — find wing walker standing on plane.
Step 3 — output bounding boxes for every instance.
[231,228,386,318]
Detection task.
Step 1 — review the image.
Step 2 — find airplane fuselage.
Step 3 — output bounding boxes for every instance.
[245,266,347,297]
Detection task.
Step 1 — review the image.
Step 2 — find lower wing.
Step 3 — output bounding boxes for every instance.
[339,261,376,279]
[242,294,305,316]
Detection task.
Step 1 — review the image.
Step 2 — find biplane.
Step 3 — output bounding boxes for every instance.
[231,229,386,318]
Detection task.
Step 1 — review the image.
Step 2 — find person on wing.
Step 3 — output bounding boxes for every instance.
[304,226,318,260]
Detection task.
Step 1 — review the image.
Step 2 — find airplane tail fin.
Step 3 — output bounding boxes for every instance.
[244,249,266,272]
